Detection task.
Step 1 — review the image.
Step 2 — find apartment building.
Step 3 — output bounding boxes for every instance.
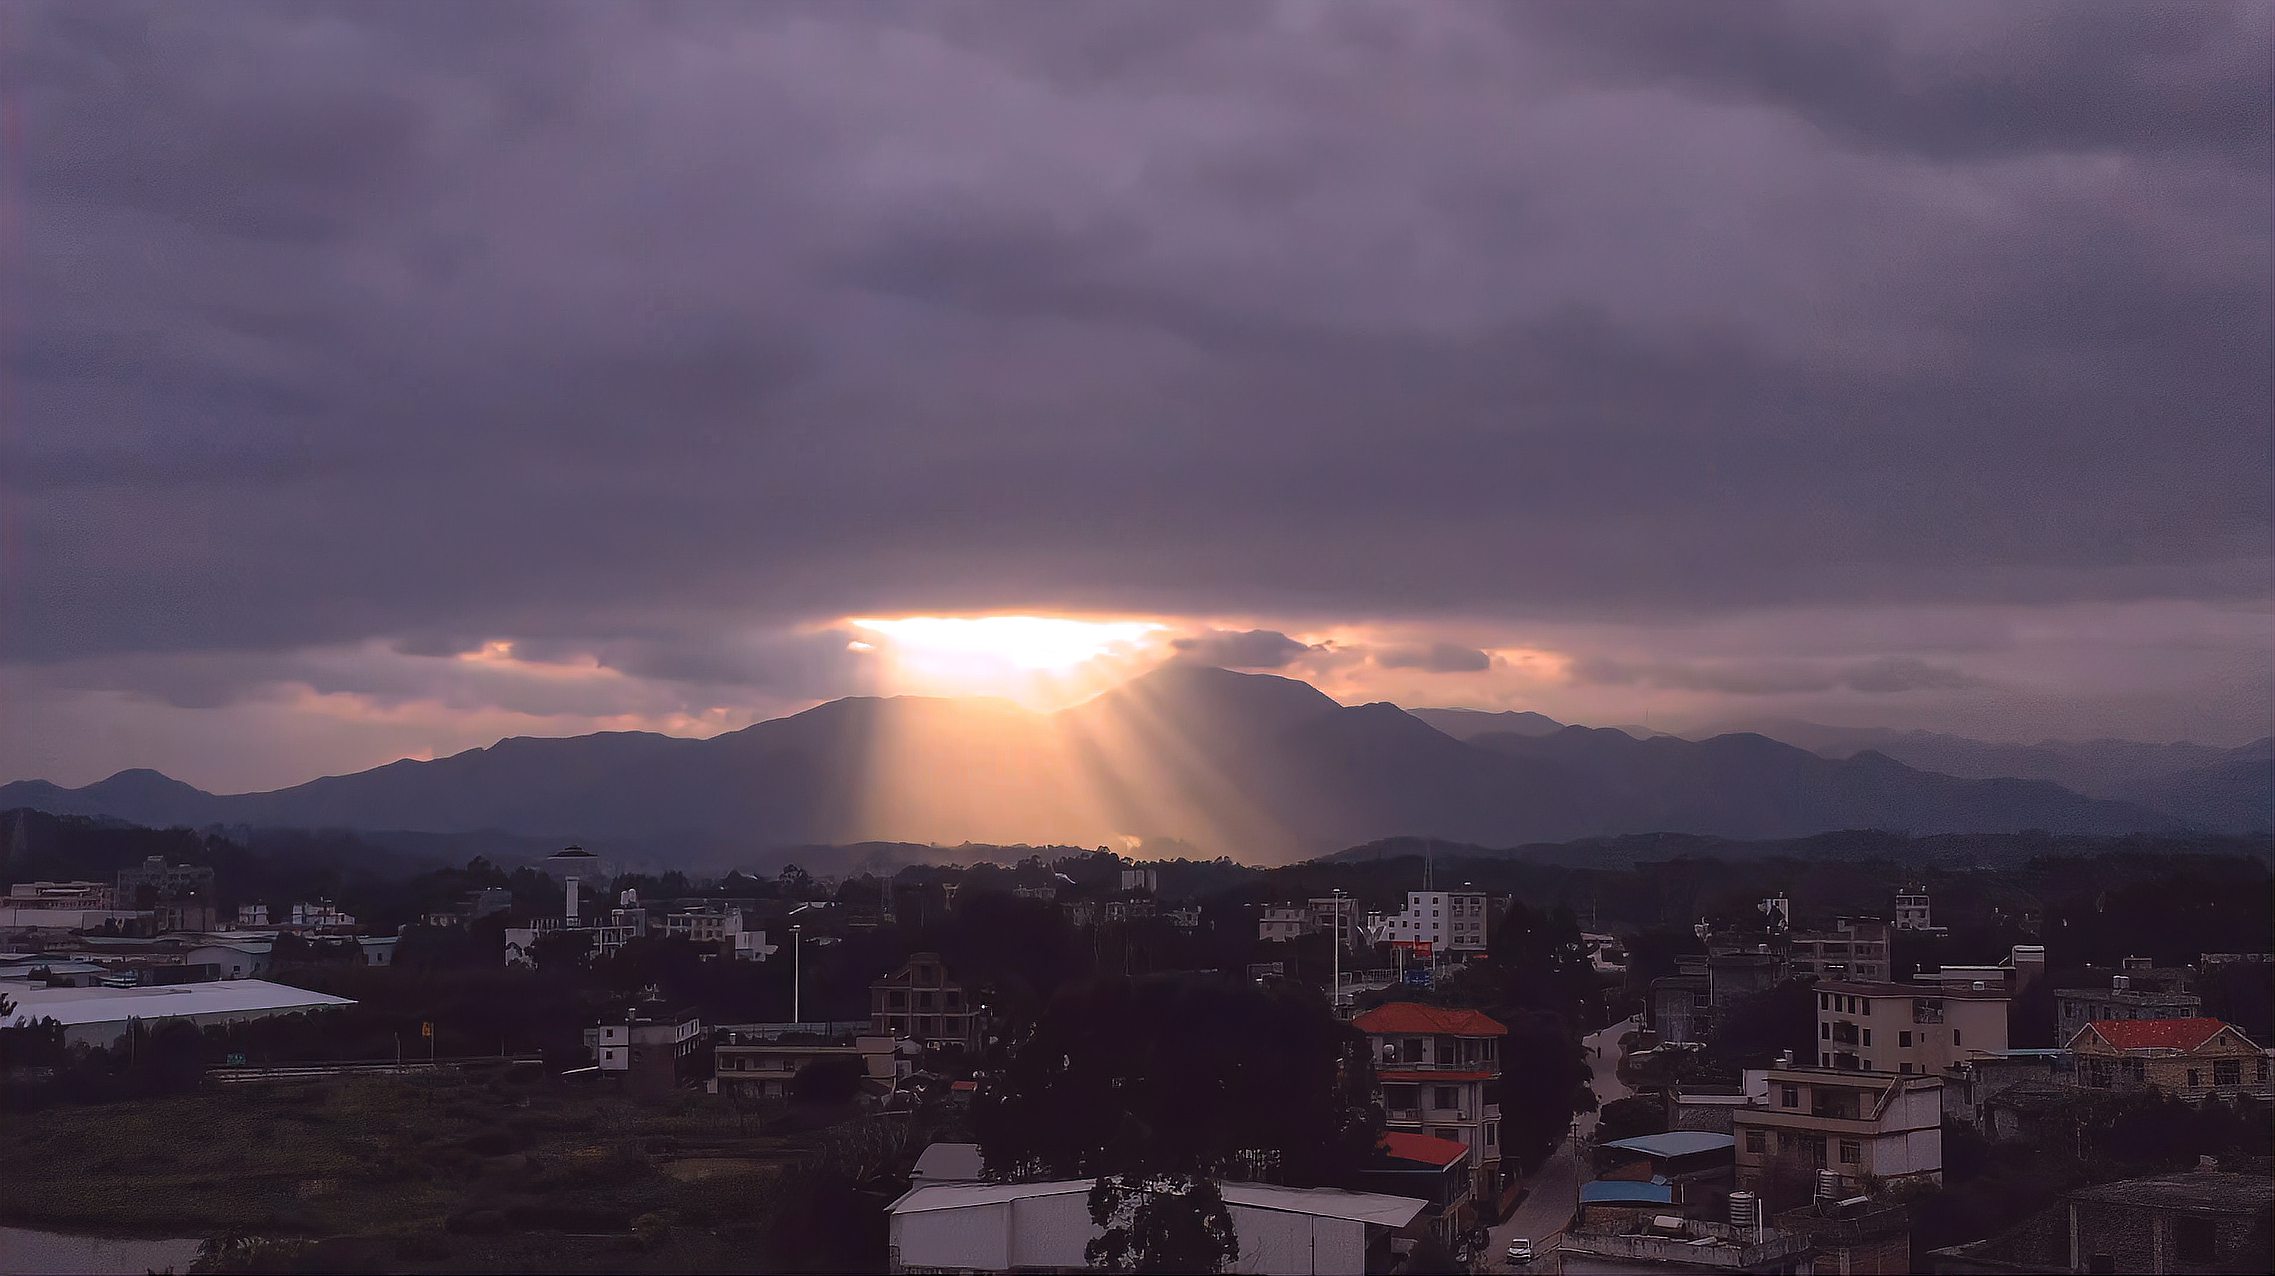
[1373,889,1494,956]
[1733,1067,1944,1196]
[2056,975,2203,1047]
[870,952,984,1051]
[1894,885,1934,932]
[588,1004,707,1096]
[1816,980,2009,1075]
[1352,1002,1505,1203]
[2069,1018,2274,1101]
[1787,916,1893,983]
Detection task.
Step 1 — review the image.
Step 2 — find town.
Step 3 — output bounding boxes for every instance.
[3,810,2269,1274]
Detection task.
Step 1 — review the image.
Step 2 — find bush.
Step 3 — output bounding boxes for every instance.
[790,1055,867,1106]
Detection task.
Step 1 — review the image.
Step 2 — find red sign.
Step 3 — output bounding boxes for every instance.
[1393,941,1434,957]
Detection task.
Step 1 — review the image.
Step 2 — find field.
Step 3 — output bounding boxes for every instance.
[0,1067,907,1272]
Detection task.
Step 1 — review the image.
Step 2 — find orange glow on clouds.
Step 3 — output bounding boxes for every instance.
[845,614,1169,708]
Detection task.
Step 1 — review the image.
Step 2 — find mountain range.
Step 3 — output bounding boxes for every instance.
[3,665,2261,864]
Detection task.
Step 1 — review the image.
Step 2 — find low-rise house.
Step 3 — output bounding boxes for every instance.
[589,1004,706,1096]
[870,952,984,1051]
[1558,1214,1816,1274]
[1978,1083,2121,1147]
[1652,971,1713,1045]
[2057,976,2205,1048]
[1942,1049,2072,1129]
[5,881,114,911]
[185,940,274,981]
[356,936,396,967]
[1816,981,2009,1075]
[1733,1067,1943,1197]
[2069,1018,2274,1101]
[1928,1167,2273,1275]
[1353,1003,1506,1207]
[711,1020,911,1100]
[885,1179,1426,1275]
[1360,1131,1475,1248]
[1597,1131,1737,1185]
[1258,905,1317,943]
[287,901,357,932]
[1774,1196,1912,1275]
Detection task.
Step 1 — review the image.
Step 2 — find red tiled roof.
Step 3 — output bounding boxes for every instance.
[2078,1018,2235,1052]
[1353,1003,1508,1037]
[1379,1131,1470,1168]
[1381,1069,1497,1083]
[950,1079,978,1092]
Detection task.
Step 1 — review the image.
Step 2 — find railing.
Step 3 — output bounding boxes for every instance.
[1386,1107,1422,1123]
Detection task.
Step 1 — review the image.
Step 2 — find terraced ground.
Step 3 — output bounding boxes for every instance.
[0,1066,904,1273]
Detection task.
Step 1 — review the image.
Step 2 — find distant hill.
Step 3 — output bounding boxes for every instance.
[1408,707,1568,740]
[0,667,2201,866]
[1703,718,2272,833]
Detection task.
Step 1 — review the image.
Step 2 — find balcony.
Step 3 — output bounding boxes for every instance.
[1385,1107,1422,1124]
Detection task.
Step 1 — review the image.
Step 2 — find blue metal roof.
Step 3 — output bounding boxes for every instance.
[1600,1131,1736,1158]
[1581,1180,1677,1205]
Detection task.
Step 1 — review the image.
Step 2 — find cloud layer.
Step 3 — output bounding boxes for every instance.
[3,0,2268,789]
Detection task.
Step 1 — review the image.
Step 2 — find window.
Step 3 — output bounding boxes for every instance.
[1781,1085,1799,1109]
[2214,1059,2241,1087]
[1862,1029,1872,1046]
[1821,1023,1830,1040]
[1745,1130,1766,1153]
[1899,1063,1912,1075]
[1485,1125,1495,1146]
[1821,1052,1832,1067]
[1899,1031,1912,1047]
[1839,1140,1861,1164]
[1952,1029,1962,1047]
[2188,1068,2203,1088]
[1434,1086,1459,1109]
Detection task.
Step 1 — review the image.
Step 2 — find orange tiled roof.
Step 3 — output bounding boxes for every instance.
[2079,1018,2234,1052]
[1379,1131,1470,1168]
[1352,1003,1508,1037]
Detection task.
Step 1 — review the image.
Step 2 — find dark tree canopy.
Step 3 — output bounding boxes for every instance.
[1085,1175,1240,1274]
[790,1054,867,1106]
[975,975,1380,1186]
[1707,980,1818,1069]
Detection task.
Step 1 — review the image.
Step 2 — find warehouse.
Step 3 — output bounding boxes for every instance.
[1,979,355,1049]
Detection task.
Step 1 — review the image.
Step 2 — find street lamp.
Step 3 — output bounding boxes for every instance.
[791,924,803,1024]
[1330,889,1346,1010]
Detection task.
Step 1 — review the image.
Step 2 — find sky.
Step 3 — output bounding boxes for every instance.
[3,0,2270,793]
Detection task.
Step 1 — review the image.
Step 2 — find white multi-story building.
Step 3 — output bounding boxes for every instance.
[1371,890,1493,955]
[1733,1067,1944,1195]
[1816,980,2010,1076]
[1894,885,1934,931]
[1258,906,1316,943]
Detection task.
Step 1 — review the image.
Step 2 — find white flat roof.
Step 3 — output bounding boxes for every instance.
[887,1179,1425,1228]
[2,979,354,1027]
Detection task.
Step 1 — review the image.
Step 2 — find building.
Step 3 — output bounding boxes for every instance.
[1787,917,1893,984]
[885,1179,1426,1275]
[1558,1214,1816,1274]
[540,844,610,883]
[1815,981,2009,1075]
[1928,1168,2273,1275]
[1915,945,2048,996]
[1652,971,1714,1045]
[589,1004,706,1096]
[1120,866,1159,895]
[2056,976,2205,1048]
[1352,1003,1505,1205]
[1360,1131,1475,1247]
[1773,1197,1913,1276]
[712,1021,911,1100]
[1733,1068,1944,1197]
[1372,889,1493,956]
[0,979,354,1049]
[1941,1050,2073,1130]
[116,856,215,905]
[2068,1018,2274,1100]
[1258,906,1317,943]
[870,952,984,1051]
[1596,1131,1737,1186]
[185,940,274,981]
[909,1141,985,1187]
[287,901,358,932]
[1893,885,1935,933]
[5,881,114,910]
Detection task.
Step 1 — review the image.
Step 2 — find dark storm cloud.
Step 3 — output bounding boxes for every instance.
[0,0,2267,776]
[1171,630,1315,671]
[1373,643,1493,674]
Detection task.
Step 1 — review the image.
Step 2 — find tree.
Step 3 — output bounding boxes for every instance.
[975,974,1380,1186]
[791,1054,867,1106]
[1498,1008,1594,1170]
[1085,1175,1240,1274]
[1595,1095,1668,1144]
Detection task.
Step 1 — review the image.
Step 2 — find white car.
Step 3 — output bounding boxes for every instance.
[1506,1238,1536,1265]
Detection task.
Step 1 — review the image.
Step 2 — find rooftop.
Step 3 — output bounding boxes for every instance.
[1380,1068,1496,1083]
[886,1179,1426,1229]
[2072,1018,2241,1052]
[1601,1131,1736,1159]
[1352,1003,1507,1037]
[1379,1132,1469,1169]
[2,979,354,1027]
[910,1141,985,1183]
[1820,980,2009,1001]
[1581,1180,1677,1206]
[2071,1170,2273,1215]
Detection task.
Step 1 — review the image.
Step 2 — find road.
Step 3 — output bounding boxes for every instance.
[1482,1015,1635,1271]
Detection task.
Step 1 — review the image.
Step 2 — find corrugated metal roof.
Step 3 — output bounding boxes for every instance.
[1600,1131,1735,1158]
[887,1179,1426,1228]
[1582,1180,1677,1205]
[2,980,354,1027]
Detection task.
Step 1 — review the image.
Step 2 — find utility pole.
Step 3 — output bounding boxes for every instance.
[1330,889,1346,1012]
[791,925,803,1024]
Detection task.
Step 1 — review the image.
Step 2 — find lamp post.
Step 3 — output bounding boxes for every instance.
[791,924,803,1024]
[1330,888,1346,1011]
